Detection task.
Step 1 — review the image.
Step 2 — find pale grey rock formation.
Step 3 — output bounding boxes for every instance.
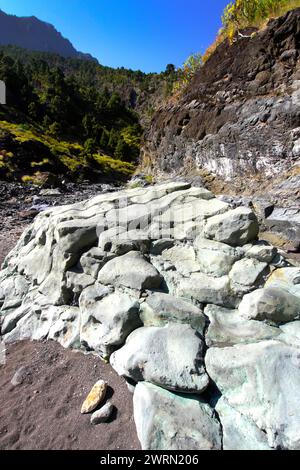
[110,324,209,393]
[98,251,162,291]
[178,273,236,308]
[206,341,300,450]
[194,237,241,277]
[133,382,222,450]
[205,304,280,347]
[215,397,272,450]
[204,207,259,246]
[266,268,300,298]
[1,181,299,450]
[140,292,206,333]
[239,288,300,324]
[79,286,141,357]
[229,258,269,296]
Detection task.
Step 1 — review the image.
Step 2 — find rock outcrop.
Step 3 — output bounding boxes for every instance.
[1,181,300,450]
[143,9,300,180]
[142,8,300,243]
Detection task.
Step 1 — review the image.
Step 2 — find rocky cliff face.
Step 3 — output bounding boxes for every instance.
[0,9,95,61]
[143,8,300,184]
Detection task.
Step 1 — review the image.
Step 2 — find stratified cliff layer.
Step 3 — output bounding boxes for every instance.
[142,9,300,182]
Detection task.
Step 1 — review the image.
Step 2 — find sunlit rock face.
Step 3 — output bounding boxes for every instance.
[142,10,300,211]
[1,181,300,450]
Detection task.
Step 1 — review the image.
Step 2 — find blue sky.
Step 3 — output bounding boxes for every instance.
[0,0,230,73]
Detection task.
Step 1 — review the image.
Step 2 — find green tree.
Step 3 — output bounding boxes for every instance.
[108,128,119,151]
[84,138,97,156]
[165,64,176,75]
[114,136,130,161]
[100,129,109,150]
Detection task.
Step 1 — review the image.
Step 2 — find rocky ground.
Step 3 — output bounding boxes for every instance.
[141,8,300,250]
[0,340,140,450]
[1,181,300,450]
[0,180,141,451]
[0,180,119,266]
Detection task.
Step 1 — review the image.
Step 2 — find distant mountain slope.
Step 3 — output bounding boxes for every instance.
[0,9,95,61]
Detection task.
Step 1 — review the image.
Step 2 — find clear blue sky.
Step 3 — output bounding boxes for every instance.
[0,0,229,73]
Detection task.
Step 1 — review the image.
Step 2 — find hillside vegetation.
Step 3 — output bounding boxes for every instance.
[176,0,300,92]
[0,46,177,183]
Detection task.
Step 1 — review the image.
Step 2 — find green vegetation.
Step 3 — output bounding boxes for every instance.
[222,0,300,41]
[0,46,178,181]
[0,120,135,182]
[203,0,300,62]
[176,0,300,92]
[174,53,203,94]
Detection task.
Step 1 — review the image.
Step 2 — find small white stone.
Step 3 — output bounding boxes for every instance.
[90,402,114,425]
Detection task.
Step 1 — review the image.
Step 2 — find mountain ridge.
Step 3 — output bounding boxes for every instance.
[0,9,97,62]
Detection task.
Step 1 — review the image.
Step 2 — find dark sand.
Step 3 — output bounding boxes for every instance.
[0,340,140,450]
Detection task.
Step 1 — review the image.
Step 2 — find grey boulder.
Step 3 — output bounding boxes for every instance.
[239,288,300,324]
[79,284,141,358]
[110,324,209,393]
[204,207,259,246]
[133,382,222,450]
[98,251,162,291]
[206,341,300,450]
[140,292,206,334]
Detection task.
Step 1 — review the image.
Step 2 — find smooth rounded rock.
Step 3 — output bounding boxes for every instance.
[90,402,114,425]
[81,380,108,414]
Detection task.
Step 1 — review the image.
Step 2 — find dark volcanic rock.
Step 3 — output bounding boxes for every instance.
[142,9,300,182]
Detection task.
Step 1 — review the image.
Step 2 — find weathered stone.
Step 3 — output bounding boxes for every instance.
[80,248,115,278]
[106,230,151,256]
[48,307,80,349]
[239,288,300,324]
[98,251,162,291]
[110,324,209,393]
[204,208,259,246]
[244,241,277,263]
[229,258,269,296]
[205,304,280,347]
[55,218,101,253]
[206,341,300,449]
[0,275,29,310]
[161,245,200,276]
[140,292,206,333]
[11,366,30,387]
[81,380,108,414]
[266,268,300,298]
[216,397,272,450]
[79,285,141,358]
[279,321,300,348]
[194,237,241,277]
[155,198,229,225]
[150,239,174,255]
[90,402,114,425]
[177,273,236,308]
[66,270,95,302]
[133,382,222,450]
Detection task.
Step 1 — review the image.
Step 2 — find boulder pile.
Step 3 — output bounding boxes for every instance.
[0,182,299,450]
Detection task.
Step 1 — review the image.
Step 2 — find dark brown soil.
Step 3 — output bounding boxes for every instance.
[0,340,140,450]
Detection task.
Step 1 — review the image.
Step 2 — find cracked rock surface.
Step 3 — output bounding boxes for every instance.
[1,181,300,450]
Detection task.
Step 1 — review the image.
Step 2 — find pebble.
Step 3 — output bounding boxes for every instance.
[90,402,114,425]
[81,379,107,414]
[11,366,29,386]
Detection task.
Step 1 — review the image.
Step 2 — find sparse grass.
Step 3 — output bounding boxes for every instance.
[0,120,137,181]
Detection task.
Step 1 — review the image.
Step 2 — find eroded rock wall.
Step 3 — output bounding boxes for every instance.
[142,9,300,182]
